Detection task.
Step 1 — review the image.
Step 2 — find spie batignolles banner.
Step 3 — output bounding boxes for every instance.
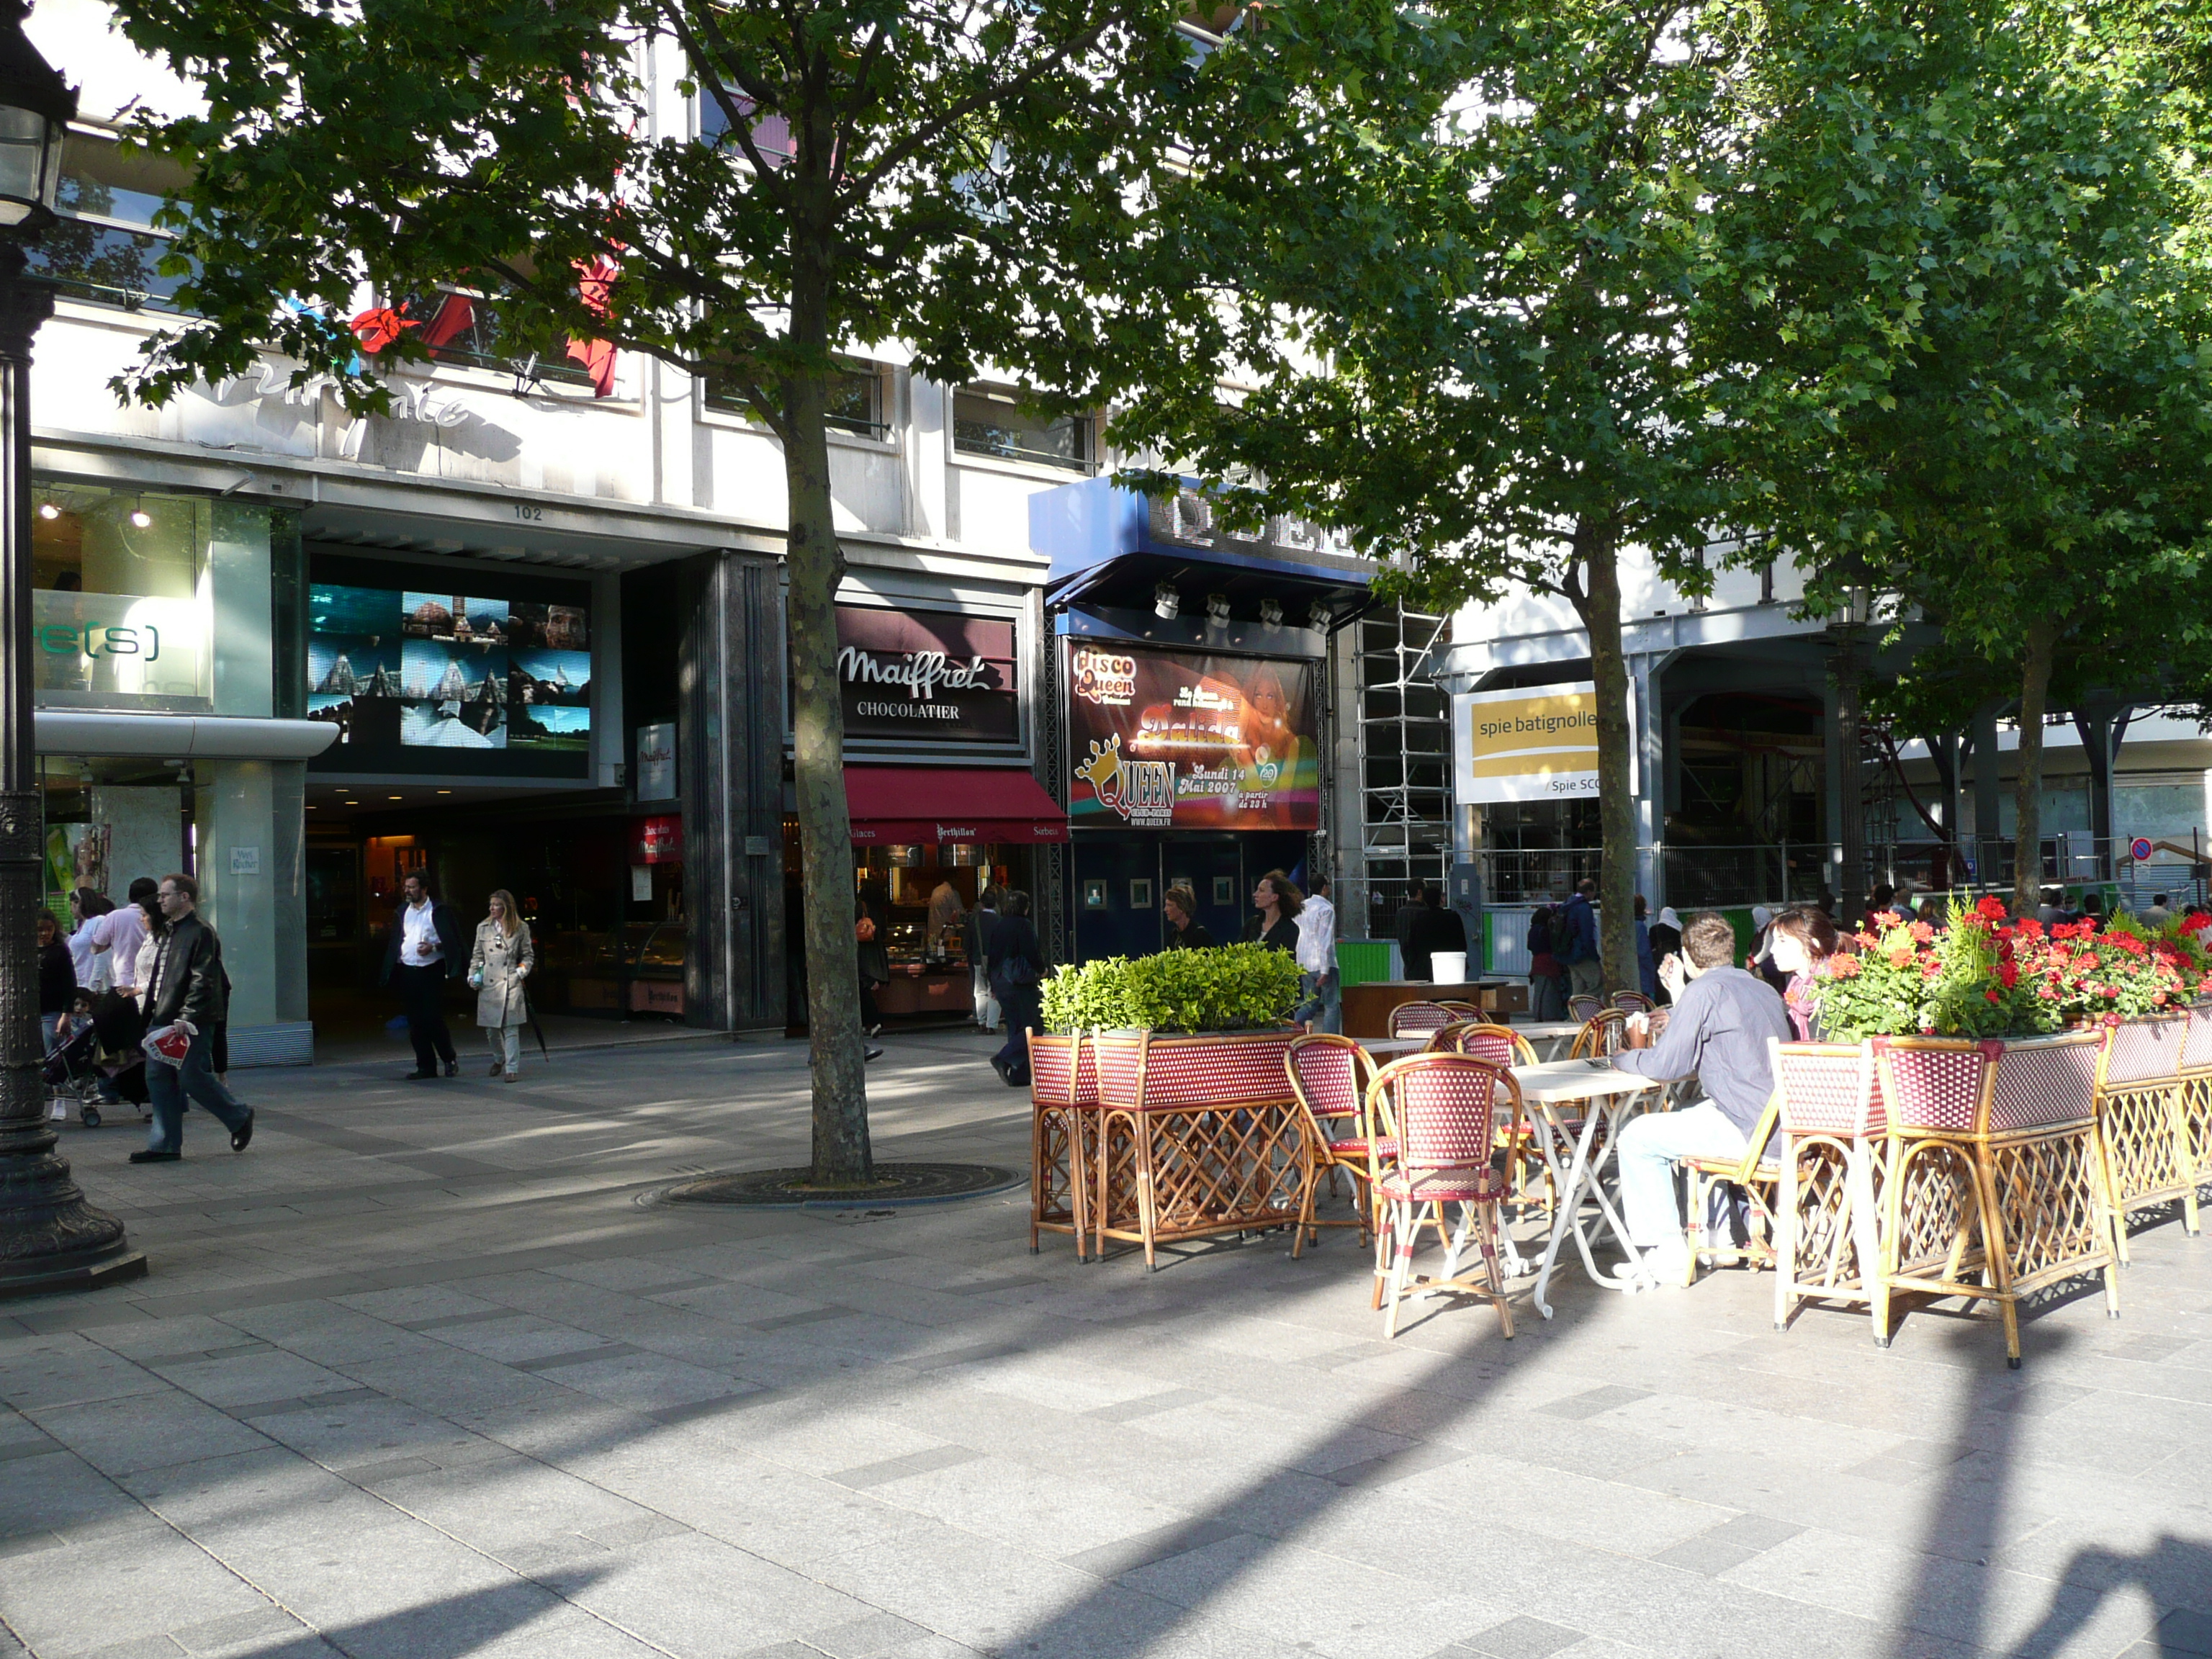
[1454,681,1637,803]
[1066,643,1320,830]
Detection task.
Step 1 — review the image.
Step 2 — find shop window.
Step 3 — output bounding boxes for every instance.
[30,482,215,711]
[38,755,189,916]
[388,285,595,387]
[953,387,1092,471]
[697,89,793,164]
[30,127,197,312]
[704,360,889,437]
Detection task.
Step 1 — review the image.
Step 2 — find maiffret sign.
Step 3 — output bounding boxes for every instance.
[836,606,1020,745]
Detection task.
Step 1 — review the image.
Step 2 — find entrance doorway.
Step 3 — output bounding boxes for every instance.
[1070,830,1310,961]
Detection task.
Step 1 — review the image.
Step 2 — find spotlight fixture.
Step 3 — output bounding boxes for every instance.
[128,505,152,529]
[1308,600,1331,631]
[1152,583,1180,620]
[1205,592,1231,624]
[1259,598,1283,627]
[37,501,56,520]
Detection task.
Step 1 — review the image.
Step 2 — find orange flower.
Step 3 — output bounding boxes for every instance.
[1887,946,1914,971]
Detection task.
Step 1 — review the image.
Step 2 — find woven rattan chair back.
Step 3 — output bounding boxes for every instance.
[1368,1053,1511,1179]
[1567,993,1606,1025]
[1286,1033,1371,1137]
[1388,1000,1455,1038]
[1772,1040,1885,1138]
[1436,999,1483,1019]
[1612,991,1656,1015]
[1569,1009,1627,1059]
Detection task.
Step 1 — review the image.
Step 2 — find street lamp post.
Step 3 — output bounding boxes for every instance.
[0,1,143,1298]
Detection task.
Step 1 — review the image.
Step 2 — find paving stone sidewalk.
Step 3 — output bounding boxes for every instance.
[3,1030,2209,1659]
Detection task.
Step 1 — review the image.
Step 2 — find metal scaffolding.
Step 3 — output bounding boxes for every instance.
[1349,603,1452,933]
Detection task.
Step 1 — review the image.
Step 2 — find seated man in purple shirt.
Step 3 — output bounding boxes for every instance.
[1611,909,1793,1285]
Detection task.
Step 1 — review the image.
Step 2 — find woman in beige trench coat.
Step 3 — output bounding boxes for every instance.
[468,889,535,1082]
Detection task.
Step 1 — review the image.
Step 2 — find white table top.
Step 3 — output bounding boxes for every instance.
[1514,1021,1587,1038]
[1358,1036,1433,1057]
[1509,1058,1663,1103]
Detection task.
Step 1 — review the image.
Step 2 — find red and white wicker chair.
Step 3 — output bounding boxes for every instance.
[1285,1034,1382,1256]
[1435,999,1484,1020]
[1612,991,1657,1015]
[1566,993,1607,1025]
[1770,1038,1887,1331]
[1388,1000,1456,1040]
[1569,1009,1628,1059]
[1366,1053,1519,1339]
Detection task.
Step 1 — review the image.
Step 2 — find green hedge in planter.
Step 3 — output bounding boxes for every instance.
[1040,943,1304,1035]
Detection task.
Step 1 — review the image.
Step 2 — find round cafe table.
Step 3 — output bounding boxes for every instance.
[1509,1058,1673,1317]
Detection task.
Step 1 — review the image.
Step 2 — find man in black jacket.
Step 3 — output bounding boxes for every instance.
[1394,880,1468,981]
[131,873,253,1163]
[382,872,464,1079]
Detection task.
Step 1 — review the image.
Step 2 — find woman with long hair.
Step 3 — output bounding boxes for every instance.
[1250,871,1303,953]
[1766,907,1843,1040]
[468,889,536,1082]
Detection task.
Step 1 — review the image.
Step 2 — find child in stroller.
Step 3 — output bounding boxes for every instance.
[41,988,150,1129]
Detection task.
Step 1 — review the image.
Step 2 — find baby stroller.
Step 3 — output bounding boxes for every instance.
[41,990,150,1129]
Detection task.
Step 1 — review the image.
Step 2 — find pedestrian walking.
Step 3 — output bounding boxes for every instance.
[130,873,254,1164]
[965,884,1002,1031]
[1294,873,1341,1033]
[382,872,463,1080]
[1527,901,1568,1021]
[856,889,888,1061]
[1559,878,1600,997]
[986,890,1047,1088]
[1634,894,1658,1002]
[37,909,73,1052]
[468,889,536,1082]
[65,888,113,991]
[101,878,156,1002]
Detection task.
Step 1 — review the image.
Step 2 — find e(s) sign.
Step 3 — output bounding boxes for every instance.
[1454,682,1635,804]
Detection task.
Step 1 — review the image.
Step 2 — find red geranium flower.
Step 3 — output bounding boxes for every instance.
[1828,955,1862,979]
[1984,989,2002,1003]
[1997,963,2019,988]
[1976,894,2010,922]
[1888,947,1915,971]
[2182,913,2212,936]
[1909,921,1935,944]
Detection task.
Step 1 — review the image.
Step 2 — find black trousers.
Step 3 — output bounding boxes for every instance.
[396,963,457,1069]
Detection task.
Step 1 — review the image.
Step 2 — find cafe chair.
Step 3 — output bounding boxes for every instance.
[1285,1034,1382,1256]
[1388,1001,1456,1040]
[1436,999,1483,1020]
[1678,1092,1783,1285]
[1567,993,1606,1024]
[1613,991,1656,1015]
[1569,1009,1628,1059]
[1366,1053,1519,1339]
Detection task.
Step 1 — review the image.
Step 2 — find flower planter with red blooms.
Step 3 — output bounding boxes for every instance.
[1794,898,2212,1364]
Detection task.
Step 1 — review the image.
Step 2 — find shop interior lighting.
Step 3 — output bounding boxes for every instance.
[1259,598,1282,627]
[387,795,402,801]
[1205,592,1231,624]
[36,500,56,519]
[128,499,152,529]
[1153,582,1179,620]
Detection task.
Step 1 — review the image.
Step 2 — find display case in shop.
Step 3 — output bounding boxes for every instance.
[567,917,688,1016]
[868,848,1002,1019]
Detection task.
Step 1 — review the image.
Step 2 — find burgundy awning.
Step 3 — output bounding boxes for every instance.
[843,765,1068,845]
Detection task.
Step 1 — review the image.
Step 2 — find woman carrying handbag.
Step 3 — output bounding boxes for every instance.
[469,889,535,1082]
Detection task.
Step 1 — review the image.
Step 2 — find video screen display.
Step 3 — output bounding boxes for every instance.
[307,557,592,776]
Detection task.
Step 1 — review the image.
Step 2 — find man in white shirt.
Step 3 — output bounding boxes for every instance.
[381,873,462,1079]
[1294,873,1340,1034]
[94,880,155,996]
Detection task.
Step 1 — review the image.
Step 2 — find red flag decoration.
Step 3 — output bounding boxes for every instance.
[419,292,477,355]
[349,305,418,354]
[565,256,619,397]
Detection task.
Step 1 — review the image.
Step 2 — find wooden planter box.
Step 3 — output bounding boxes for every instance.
[1085,1028,1305,1268]
[1871,1030,2116,1367]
